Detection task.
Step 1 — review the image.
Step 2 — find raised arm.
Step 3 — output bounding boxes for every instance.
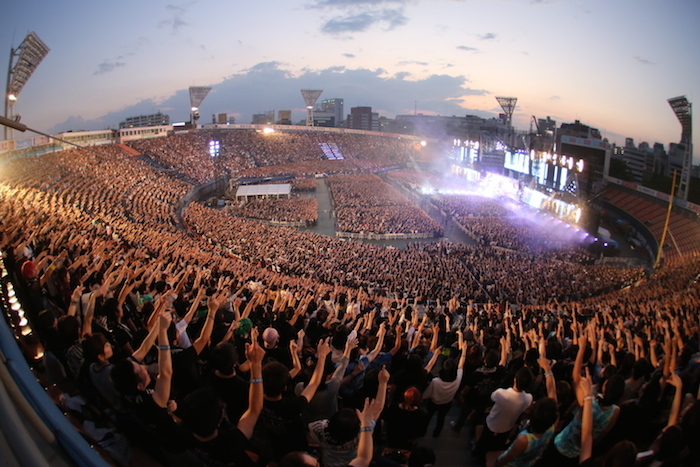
[132,298,165,362]
[288,340,302,379]
[375,366,390,416]
[332,336,358,381]
[348,398,381,467]
[192,289,225,355]
[238,328,264,439]
[666,373,684,428]
[366,323,386,363]
[424,346,443,374]
[300,338,332,402]
[152,311,173,408]
[538,338,557,402]
[457,330,467,370]
[181,288,206,326]
[579,370,595,465]
[573,334,588,389]
[66,285,84,317]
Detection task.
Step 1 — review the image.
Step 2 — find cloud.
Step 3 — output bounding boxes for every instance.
[479,33,496,40]
[457,45,478,52]
[633,56,655,65]
[397,60,428,66]
[94,61,125,75]
[343,53,356,58]
[321,9,407,34]
[159,2,194,33]
[50,63,491,133]
[159,16,189,32]
[550,95,560,100]
[394,71,411,80]
[310,0,409,35]
[311,0,409,7]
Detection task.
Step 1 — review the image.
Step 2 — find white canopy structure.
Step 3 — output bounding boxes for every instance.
[235,183,291,202]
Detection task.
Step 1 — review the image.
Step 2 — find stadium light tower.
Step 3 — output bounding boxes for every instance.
[495,96,517,129]
[4,32,50,140]
[301,89,323,126]
[668,96,693,201]
[189,86,212,126]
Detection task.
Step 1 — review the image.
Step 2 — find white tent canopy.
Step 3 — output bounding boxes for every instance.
[235,183,292,201]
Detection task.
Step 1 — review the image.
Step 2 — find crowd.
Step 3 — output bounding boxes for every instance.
[0,133,698,467]
[129,130,429,184]
[184,203,641,304]
[328,175,443,236]
[229,198,319,225]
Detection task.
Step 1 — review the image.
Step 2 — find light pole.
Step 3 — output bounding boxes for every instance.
[4,32,50,140]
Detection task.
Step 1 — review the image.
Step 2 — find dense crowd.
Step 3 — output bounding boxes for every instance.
[129,130,432,184]
[328,175,443,236]
[0,133,698,467]
[229,198,319,225]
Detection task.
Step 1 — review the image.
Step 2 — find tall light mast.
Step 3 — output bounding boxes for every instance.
[189,86,212,126]
[301,89,323,126]
[668,96,692,201]
[4,32,50,140]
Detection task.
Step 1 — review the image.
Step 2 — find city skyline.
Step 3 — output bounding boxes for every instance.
[1,0,699,155]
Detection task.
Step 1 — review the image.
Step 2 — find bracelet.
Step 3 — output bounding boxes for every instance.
[360,426,373,432]
[207,315,215,320]
[157,345,171,351]
[584,396,595,402]
[544,371,553,377]
[250,378,263,383]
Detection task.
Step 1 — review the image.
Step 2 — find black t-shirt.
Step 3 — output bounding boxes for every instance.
[385,405,430,449]
[253,395,309,461]
[208,371,249,423]
[191,426,255,467]
[263,346,293,370]
[391,368,430,405]
[464,365,506,407]
[122,387,189,453]
[172,346,204,399]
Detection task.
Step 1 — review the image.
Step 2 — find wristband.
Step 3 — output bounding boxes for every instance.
[544,371,553,377]
[157,345,171,351]
[584,396,595,402]
[250,378,263,383]
[360,426,373,432]
[207,314,215,321]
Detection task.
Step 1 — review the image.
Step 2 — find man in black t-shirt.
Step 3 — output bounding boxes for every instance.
[253,338,332,463]
[179,328,266,466]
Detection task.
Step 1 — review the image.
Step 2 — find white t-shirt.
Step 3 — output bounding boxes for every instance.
[423,368,463,405]
[486,387,533,434]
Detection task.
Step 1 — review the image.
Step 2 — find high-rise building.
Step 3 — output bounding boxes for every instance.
[346,107,378,131]
[277,110,292,125]
[617,140,651,184]
[319,98,344,127]
[251,111,274,124]
[537,116,556,134]
[119,111,170,129]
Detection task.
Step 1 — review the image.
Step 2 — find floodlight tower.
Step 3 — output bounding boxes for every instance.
[189,86,212,126]
[496,96,517,129]
[301,89,323,126]
[668,96,693,201]
[4,32,50,140]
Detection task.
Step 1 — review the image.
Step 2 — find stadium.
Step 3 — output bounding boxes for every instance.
[0,121,699,467]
